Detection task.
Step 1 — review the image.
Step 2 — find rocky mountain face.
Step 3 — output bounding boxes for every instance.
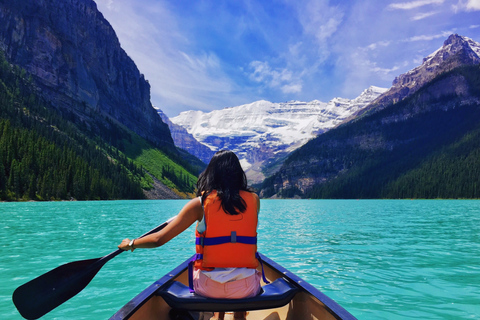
[170,86,386,183]
[261,34,480,198]
[361,34,480,115]
[0,0,173,148]
[158,110,215,164]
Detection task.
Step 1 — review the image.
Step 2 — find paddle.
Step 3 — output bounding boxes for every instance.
[12,215,177,320]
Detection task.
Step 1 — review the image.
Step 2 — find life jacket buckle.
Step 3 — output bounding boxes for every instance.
[230,231,237,243]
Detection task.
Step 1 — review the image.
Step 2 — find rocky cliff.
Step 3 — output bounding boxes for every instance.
[158,110,215,164]
[361,34,480,115]
[0,0,173,147]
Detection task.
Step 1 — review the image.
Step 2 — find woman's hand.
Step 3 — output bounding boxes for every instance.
[118,238,135,252]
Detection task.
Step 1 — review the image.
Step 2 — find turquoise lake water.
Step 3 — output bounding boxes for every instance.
[1,199,479,319]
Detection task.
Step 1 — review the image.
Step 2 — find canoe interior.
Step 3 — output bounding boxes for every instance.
[122,259,345,320]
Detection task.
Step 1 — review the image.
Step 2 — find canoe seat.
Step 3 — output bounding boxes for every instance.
[156,277,298,312]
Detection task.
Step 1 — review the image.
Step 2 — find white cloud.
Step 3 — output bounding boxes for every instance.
[283,0,344,61]
[94,0,245,116]
[105,0,114,10]
[404,31,454,42]
[299,0,344,44]
[248,61,302,94]
[372,65,401,74]
[282,84,303,94]
[366,41,392,51]
[411,10,440,20]
[453,0,480,11]
[388,0,444,10]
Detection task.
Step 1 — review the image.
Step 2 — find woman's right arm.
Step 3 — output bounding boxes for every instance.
[118,197,203,251]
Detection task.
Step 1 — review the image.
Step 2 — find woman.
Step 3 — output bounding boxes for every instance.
[118,150,261,320]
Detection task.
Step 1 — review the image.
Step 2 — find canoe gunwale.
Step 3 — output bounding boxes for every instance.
[258,254,357,320]
[109,261,187,320]
[110,253,357,320]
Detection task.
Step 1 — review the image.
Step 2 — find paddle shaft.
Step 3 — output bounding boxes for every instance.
[13,215,177,320]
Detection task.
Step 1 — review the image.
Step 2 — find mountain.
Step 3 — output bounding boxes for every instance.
[0,0,200,200]
[170,86,387,183]
[260,34,480,199]
[359,34,480,115]
[158,110,215,164]
[0,0,173,148]
[0,51,147,200]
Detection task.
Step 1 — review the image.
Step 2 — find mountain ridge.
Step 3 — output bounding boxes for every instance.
[358,34,480,117]
[260,34,480,199]
[170,85,387,183]
[0,0,173,149]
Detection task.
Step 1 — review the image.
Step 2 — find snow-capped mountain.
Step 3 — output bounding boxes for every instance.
[367,34,480,111]
[170,86,387,183]
[261,34,480,198]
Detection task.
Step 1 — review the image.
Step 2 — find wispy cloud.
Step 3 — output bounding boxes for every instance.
[294,0,344,46]
[365,41,393,51]
[243,0,345,99]
[404,31,454,41]
[248,61,302,94]
[388,0,444,10]
[338,48,404,98]
[95,0,246,116]
[453,0,480,12]
[95,0,480,116]
[411,10,440,20]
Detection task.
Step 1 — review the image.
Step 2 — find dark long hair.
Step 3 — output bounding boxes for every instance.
[196,150,250,215]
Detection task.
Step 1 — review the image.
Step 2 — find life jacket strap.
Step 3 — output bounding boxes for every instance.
[196,232,257,246]
[188,254,203,293]
[256,252,270,284]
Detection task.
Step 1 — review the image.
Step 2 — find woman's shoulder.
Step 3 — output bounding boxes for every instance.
[240,190,260,209]
[240,190,259,198]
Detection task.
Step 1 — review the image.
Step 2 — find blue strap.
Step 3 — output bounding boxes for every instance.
[195,234,257,246]
[188,254,203,293]
[256,253,270,284]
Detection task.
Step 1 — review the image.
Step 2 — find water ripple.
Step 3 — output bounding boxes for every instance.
[1,200,479,319]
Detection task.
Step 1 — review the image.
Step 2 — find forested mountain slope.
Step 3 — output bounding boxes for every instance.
[0,0,204,200]
[261,65,480,199]
[0,52,197,200]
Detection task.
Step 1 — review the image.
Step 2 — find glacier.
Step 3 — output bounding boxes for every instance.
[170,86,387,183]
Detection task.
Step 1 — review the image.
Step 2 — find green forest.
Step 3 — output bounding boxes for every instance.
[0,51,198,201]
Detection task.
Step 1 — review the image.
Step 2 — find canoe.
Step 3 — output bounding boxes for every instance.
[110,253,357,320]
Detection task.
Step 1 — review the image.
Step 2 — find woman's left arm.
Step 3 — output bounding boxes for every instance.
[118,197,203,251]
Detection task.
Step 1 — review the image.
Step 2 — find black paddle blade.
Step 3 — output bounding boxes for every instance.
[12,258,105,320]
[12,218,173,319]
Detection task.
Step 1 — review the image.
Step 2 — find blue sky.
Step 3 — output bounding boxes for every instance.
[95,0,480,117]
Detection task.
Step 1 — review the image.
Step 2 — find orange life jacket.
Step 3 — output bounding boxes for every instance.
[194,190,259,270]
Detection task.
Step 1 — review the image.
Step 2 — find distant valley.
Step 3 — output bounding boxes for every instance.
[166,86,387,183]
[165,34,480,199]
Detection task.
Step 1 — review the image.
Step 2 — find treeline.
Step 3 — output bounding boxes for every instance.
[0,51,145,200]
[263,65,480,199]
[381,128,480,199]
[161,165,195,194]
